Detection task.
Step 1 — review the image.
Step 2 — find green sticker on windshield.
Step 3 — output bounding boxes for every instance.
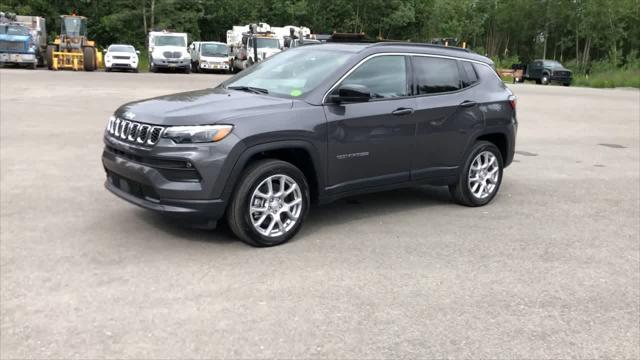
[290,89,302,97]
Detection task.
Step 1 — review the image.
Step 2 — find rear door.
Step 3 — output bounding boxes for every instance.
[410,56,484,180]
[324,55,416,193]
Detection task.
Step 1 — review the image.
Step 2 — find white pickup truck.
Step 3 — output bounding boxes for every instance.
[147,31,191,73]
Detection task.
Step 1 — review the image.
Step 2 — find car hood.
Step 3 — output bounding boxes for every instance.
[546,66,572,72]
[153,46,188,54]
[116,87,293,126]
[108,51,137,58]
[200,56,229,61]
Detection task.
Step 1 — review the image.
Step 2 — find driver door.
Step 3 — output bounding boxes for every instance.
[323,55,416,194]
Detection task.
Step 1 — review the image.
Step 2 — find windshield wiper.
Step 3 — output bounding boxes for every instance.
[227,86,269,95]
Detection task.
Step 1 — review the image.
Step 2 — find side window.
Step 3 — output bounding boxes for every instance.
[338,55,408,99]
[412,57,461,94]
[460,61,478,87]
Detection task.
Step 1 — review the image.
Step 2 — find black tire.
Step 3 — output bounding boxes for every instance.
[535,79,542,84]
[563,82,570,87]
[46,45,55,69]
[226,159,310,247]
[105,67,111,72]
[82,47,96,71]
[149,59,156,73]
[184,65,191,74]
[133,68,139,73]
[541,73,550,85]
[449,141,504,207]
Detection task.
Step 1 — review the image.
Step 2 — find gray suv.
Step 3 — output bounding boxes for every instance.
[102,42,517,247]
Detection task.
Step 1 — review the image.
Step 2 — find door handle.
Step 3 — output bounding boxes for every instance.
[391,107,414,116]
[460,100,477,108]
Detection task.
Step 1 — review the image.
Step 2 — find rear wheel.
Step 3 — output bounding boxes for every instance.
[46,45,55,69]
[449,141,504,207]
[82,47,96,71]
[563,82,571,87]
[227,159,310,247]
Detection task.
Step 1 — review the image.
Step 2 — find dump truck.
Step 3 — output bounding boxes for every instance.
[46,14,100,71]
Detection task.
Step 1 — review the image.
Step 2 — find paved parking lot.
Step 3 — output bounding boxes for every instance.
[1,69,639,358]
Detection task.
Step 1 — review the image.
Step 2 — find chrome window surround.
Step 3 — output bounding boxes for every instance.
[322,52,501,103]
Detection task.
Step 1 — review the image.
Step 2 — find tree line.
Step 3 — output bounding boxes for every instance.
[2,0,639,71]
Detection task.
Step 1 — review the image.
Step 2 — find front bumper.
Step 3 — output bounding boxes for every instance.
[199,61,229,70]
[101,134,239,221]
[550,74,572,83]
[106,61,137,69]
[0,52,36,65]
[152,58,190,69]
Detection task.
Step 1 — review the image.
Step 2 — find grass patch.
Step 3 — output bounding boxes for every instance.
[572,68,640,88]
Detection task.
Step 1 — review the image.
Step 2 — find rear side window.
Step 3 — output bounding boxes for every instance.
[460,61,478,87]
[412,57,461,94]
[340,55,408,98]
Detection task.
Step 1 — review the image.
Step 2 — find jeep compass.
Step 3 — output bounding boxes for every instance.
[102,42,517,246]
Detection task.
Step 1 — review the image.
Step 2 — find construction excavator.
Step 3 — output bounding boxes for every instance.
[46,14,101,71]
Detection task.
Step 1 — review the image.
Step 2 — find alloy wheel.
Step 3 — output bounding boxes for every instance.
[468,151,500,199]
[249,174,303,237]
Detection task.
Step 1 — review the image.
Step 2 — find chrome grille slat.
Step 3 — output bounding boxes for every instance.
[107,117,164,147]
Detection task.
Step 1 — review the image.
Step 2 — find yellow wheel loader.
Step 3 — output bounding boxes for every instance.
[46,14,102,71]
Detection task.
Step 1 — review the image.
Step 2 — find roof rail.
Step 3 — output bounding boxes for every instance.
[371,42,471,53]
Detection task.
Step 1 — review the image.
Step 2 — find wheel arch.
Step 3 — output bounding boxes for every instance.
[476,132,510,166]
[221,140,324,203]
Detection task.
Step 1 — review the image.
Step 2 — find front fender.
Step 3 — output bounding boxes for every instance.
[217,140,325,201]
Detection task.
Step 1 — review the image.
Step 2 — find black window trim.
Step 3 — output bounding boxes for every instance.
[322,52,495,103]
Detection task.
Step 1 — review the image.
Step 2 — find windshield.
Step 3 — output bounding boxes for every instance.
[154,36,186,47]
[62,17,86,37]
[544,60,564,68]
[255,38,280,49]
[201,43,228,57]
[224,48,353,98]
[0,25,30,36]
[109,45,134,53]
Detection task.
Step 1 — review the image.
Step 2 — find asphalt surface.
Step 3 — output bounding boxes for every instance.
[1,69,639,359]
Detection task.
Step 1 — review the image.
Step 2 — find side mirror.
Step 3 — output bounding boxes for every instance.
[102,49,107,53]
[329,84,371,103]
[136,50,140,55]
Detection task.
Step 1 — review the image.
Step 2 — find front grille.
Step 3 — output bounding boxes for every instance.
[107,117,164,146]
[554,71,570,77]
[113,55,130,60]
[0,40,25,52]
[163,51,181,59]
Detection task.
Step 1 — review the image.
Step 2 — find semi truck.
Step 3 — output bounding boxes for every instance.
[148,30,191,73]
[15,15,47,66]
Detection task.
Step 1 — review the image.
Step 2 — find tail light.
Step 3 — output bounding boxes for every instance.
[508,95,517,110]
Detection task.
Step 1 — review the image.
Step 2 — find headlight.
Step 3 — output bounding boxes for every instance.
[162,125,233,144]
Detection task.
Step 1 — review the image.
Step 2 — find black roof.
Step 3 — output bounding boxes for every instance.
[312,42,493,65]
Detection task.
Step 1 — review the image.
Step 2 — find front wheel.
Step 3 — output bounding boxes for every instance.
[449,141,504,207]
[227,159,310,247]
[541,74,550,85]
